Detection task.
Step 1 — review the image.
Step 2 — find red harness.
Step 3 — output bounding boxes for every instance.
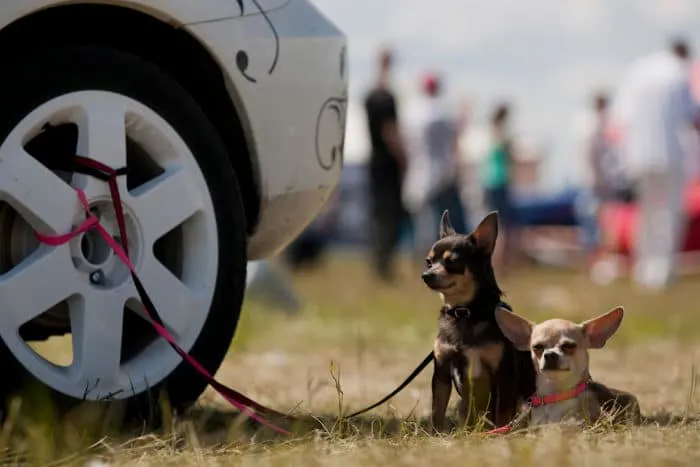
[487,380,589,435]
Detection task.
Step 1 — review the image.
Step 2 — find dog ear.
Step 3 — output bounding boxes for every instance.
[580,306,624,349]
[471,211,499,255]
[439,210,456,238]
[495,306,533,351]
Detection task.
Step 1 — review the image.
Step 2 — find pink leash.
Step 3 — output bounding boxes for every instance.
[35,156,292,435]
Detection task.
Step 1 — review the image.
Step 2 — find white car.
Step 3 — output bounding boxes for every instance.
[0,0,346,411]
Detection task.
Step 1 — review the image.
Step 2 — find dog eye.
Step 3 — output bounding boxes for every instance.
[425,258,433,267]
[561,342,577,353]
[445,253,459,264]
[532,344,545,353]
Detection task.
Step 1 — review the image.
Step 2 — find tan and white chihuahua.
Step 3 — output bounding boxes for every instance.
[494,306,641,427]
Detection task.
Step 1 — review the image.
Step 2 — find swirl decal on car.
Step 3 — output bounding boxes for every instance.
[315,47,349,171]
[315,96,347,171]
[235,0,281,83]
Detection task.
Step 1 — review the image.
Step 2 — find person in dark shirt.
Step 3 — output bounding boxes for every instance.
[364,48,408,282]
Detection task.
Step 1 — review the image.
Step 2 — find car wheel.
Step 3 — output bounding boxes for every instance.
[0,46,247,413]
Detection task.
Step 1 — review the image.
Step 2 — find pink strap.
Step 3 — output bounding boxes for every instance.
[93,223,284,431]
[486,425,513,435]
[35,188,290,435]
[35,190,97,246]
[35,216,98,246]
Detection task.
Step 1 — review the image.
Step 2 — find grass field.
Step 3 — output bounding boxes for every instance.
[6,252,700,466]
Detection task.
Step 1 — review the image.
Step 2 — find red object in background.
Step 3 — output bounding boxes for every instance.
[691,61,700,102]
[421,72,439,95]
[604,123,623,145]
[599,61,700,255]
[600,181,700,254]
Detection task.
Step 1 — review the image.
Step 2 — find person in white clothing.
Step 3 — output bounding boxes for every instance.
[402,72,468,258]
[614,38,700,290]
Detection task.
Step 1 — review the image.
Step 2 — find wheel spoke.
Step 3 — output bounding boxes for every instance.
[72,93,129,198]
[136,252,208,338]
[130,167,203,243]
[0,143,81,234]
[0,246,80,329]
[70,289,126,392]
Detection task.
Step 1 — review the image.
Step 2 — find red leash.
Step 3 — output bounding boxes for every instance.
[35,156,293,435]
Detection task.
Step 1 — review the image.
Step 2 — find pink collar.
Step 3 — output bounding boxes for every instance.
[486,380,590,435]
[529,380,588,408]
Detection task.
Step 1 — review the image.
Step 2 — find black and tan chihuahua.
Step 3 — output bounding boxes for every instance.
[422,210,536,432]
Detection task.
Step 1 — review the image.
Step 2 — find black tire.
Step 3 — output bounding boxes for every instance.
[0,46,247,416]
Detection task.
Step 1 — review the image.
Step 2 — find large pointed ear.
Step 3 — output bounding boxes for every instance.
[471,211,499,255]
[495,306,534,351]
[439,210,456,238]
[580,306,624,349]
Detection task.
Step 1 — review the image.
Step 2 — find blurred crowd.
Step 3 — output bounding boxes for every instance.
[277,35,700,296]
[359,36,700,292]
[360,47,529,281]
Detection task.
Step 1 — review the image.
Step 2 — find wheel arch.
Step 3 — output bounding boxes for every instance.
[0,3,261,235]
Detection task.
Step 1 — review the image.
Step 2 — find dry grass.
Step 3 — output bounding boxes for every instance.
[6,252,700,466]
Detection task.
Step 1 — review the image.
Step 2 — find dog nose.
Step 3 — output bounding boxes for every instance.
[422,271,436,286]
[542,351,559,369]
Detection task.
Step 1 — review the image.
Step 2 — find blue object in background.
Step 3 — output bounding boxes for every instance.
[329,164,581,248]
[513,188,580,227]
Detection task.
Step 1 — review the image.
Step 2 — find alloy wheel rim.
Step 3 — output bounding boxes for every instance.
[0,91,219,400]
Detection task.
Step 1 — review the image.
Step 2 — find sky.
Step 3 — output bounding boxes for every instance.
[311,0,700,190]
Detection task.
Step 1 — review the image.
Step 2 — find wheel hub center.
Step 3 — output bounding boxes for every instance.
[79,219,113,267]
[69,199,140,288]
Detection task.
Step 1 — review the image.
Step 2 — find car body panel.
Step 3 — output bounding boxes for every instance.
[187,1,347,258]
[0,0,347,259]
[0,0,290,26]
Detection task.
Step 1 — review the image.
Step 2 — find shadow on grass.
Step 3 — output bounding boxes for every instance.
[641,412,700,427]
[182,406,437,442]
[3,389,700,466]
[179,405,700,445]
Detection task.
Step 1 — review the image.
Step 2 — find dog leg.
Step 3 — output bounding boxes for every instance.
[493,376,518,428]
[589,381,642,425]
[457,362,491,429]
[623,395,642,425]
[457,393,473,428]
[431,363,452,433]
[590,382,642,425]
[456,366,471,428]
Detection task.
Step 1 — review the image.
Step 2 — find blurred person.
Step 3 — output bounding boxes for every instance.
[578,92,631,285]
[481,102,519,275]
[576,93,621,265]
[687,61,700,179]
[364,47,408,282]
[614,38,700,291]
[402,72,469,259]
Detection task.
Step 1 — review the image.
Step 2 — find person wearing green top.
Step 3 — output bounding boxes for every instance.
[483,140,509,189]
[482,103,517,273]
